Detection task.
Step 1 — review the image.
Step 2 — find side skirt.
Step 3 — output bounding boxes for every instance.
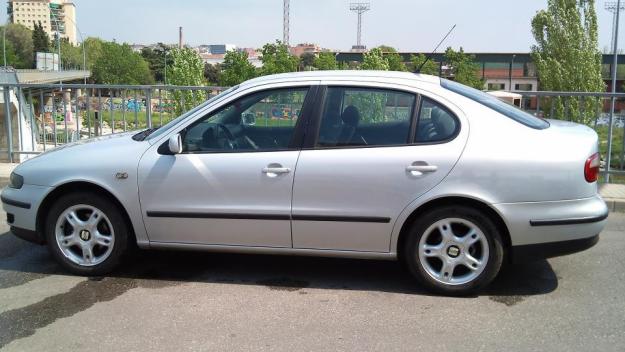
[147,241,397,261]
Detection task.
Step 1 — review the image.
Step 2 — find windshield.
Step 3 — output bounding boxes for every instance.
[145,85,239,141]
[440,79,549,130]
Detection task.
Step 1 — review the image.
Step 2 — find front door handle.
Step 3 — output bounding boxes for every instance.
[262,167,291,174]
[406,162,438,176]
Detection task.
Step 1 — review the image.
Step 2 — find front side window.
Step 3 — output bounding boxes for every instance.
[317,87,416,147]
[182,88,308,152]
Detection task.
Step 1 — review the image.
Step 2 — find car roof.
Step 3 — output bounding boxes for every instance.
[239,70,441,89]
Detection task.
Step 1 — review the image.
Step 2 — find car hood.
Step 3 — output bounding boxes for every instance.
[14,132,152,187]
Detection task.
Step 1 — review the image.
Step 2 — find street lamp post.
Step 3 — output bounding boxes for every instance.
[50,13,62,71]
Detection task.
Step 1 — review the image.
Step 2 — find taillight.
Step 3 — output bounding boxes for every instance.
[584,153,600,183]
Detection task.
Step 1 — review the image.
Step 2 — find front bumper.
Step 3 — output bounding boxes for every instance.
[1,184,52,237]
[493,195,608,262]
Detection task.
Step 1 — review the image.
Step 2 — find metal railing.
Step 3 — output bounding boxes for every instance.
[512,90,625,182]
[1,84,625,183]
[0,83,228,163]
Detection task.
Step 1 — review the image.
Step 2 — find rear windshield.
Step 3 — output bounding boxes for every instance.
[441,79,550,130]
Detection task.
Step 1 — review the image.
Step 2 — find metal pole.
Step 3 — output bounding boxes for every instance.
[2,25,6,68]
[146,89,152,129]
[607,0,622,183]
[3,87,13,162]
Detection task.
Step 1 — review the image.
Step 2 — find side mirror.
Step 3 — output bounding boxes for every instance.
[242,112,256,126]
[168,133,183,154]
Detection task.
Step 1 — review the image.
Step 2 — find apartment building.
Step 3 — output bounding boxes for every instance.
[7,0,77,45]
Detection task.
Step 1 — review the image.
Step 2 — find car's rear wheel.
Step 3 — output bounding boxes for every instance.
[404,206,504,295]
[45,192,129,275]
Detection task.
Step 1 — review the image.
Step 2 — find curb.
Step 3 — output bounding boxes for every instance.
[604,199,625,213]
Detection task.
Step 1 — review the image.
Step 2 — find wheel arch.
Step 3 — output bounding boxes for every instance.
[395,196,512,262]
[36,181,137,245]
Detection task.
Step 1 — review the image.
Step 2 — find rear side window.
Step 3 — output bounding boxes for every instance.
[317,87,416,147]
[417,98,459,142]
[441,78,549,129]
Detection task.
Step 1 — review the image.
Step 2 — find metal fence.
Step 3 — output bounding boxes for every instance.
[511,91,625,182]
[0,83,227,163]
[1,84,625,183]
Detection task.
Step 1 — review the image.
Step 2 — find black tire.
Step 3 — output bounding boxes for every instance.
[403,205,504,296]
[45,192,130,276]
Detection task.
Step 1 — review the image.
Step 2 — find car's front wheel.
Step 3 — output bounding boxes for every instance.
[404,206,504,295]
[45,192,130,275]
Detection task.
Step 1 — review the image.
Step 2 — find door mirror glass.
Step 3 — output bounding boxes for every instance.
[168,133,183,154]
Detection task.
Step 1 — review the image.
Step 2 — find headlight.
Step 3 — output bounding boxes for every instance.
[9,172,24,189]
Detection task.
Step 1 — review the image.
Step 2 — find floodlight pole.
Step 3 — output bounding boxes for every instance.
[607,0,623,182]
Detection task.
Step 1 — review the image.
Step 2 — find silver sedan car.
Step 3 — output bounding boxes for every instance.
[1,71,608,295]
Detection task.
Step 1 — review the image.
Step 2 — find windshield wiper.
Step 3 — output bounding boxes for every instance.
[132,127,159,141]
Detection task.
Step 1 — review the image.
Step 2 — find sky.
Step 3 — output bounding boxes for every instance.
[2,0,623,52]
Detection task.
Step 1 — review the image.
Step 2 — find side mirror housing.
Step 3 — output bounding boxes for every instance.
[168,133,183,154]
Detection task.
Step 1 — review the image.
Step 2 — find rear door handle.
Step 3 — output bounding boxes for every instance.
[262,164,291,176]
[406,163,438,176]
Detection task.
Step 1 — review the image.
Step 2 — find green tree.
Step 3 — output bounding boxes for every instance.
[314,52,338,70]
[169,47,207,114]
[361,48,389,70]
[141,43,171,83]
[300,52,316,70]
[385,52,407,71]
[531,0,604,124]
[204,63,221,85]
[59,38,83,69]
[444,47,484,89]
[3,23,34,68]
[219,50,257,86]
[32,21,50,54]
[0,34,19,67]
[260,40,299,75]
[410,54,440,75]
[83,37,104,78]
[92,42,154,85]
[374,45,407,72]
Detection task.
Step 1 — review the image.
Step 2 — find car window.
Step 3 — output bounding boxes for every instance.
[317,87,416,147]
[182,88,308,152]
[441,78,549,129]
[416,98,459,143]
[146,85,239,141]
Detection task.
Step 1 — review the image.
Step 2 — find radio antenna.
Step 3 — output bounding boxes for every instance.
[416,24,456,73]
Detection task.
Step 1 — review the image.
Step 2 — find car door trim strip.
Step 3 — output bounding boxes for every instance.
[146,211,291,220]
[146,211,390,223]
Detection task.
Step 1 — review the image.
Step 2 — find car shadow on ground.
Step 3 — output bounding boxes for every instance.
[0,231,558,299]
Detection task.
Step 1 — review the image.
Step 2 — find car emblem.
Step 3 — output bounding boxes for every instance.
[115,172,128,179]
[447,246,460,258]
[79,230,91,241]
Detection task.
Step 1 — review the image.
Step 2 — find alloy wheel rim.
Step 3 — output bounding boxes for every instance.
[418,217,489,286]
[55,204,115,267]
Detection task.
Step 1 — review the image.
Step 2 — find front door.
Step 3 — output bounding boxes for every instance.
[138,86,313,247]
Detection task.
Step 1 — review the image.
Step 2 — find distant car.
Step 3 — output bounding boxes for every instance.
[1,71,608,295]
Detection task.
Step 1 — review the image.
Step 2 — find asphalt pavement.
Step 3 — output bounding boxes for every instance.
[0,212,624,352]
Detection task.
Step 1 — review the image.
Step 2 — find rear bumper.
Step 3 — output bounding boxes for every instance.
[510,234,599,263]
[493,195,609,247]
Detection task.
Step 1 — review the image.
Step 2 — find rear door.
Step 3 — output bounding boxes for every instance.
[291,84,468,252]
